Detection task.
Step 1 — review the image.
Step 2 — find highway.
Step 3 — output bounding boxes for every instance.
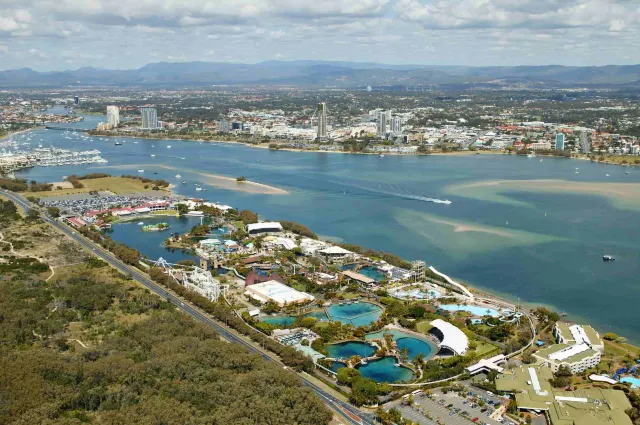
[1,189,374,425]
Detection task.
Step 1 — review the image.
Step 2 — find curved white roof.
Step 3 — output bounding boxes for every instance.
[246,222,283,233]
[430,319,469,355]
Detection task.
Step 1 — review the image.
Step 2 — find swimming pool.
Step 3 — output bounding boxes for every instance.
[306,302,384,327]
[439,304,500,317]
[621,377,640,388]
[366,329,437,361]
[261,315,296,326]
[325,341,377,359]
[356,356,414,383]
[391,288,441,300]
[341,264,387,282]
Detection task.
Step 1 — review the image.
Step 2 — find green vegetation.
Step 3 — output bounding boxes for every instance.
[237,176,247,182]
[0,178,52,192]
[337,243,412,269]
[280,220,318,239]
[335,368,391,406]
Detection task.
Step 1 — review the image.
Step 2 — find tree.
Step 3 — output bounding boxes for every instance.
[46,206,60,217]
[176,203,189,215]
[238,209,258,224]
[603,332,618,341]
[26,208,40,221]
[336,367,361,386]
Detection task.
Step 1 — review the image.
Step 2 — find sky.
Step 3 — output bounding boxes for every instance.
[1,0,639,71]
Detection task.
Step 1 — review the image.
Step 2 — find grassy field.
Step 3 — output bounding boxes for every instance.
[416,320,433,334]
[30,177,170,197]
[474,341,500,358]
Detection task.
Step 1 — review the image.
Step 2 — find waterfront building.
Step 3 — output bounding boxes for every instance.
[554,322,604,353]
[244,280,315,306]
[533,343,601,374]
[376,110,388,137]
[106,106,120,128]
[316,102,328,140]
[391,116,403,135]
[411,260,426,280]
[581,131,591,153]
[73,96,79,106]
[219,119,230,133]
[555,133,565,151]
[246,221,283,236]
[531,141,552,150]
[496,365,632,425]
[140,106,159,130]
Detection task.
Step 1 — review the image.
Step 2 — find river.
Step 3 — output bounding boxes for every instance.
[11,107,640,343]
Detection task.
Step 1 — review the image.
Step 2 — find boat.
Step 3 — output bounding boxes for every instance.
[360,359,368,365]
[379,154,385,157]
[394,363,401,367]
[175,174,182,178]
[195,187,203,191]
[603,255,615,261]
[115,142,122,146]
[527,153,536,158]
[167,145,172,149]
[137,222,144,225]
[606,174,610,177]
[142,222,170,232]
[151,154,155,157]
[137,169,144,173]
[182,180,186,184]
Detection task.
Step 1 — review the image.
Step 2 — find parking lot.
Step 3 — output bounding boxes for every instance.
[385,386,520,425]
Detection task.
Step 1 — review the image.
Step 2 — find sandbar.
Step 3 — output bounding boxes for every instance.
[445,179,640,210]
[94,164,289,195]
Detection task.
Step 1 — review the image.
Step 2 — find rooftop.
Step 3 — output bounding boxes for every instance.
[536,343,599,363]
[430,319,469,355]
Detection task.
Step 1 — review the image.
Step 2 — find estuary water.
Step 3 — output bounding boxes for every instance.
[12,108,640,342]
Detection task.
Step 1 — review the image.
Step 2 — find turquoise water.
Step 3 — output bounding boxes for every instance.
[325,302,384,327]
[325,341,377,359]
[366,329,436,361]
[262,315,296,326]
[439,304,500,317]
[342,264,387,282]
[356,357,414,383]
[16,108,640,343]
[621,377,640,388]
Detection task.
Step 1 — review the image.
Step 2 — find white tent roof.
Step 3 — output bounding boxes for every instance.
[247,222,283,233]
[319,246,353,255]
[430,319,469,355]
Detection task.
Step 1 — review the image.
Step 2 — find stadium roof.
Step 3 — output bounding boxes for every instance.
[246,222,283,233]
[430,319,469,355]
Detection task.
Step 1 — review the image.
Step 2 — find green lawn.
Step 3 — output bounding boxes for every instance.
[416,320,433,334]
[474,341,500,358]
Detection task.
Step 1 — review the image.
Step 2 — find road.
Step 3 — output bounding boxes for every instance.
[2,190,374,425]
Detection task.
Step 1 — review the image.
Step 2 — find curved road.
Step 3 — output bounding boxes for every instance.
[2,190,374,425]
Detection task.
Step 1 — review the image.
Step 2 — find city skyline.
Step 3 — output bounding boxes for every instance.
[1,0,639,71]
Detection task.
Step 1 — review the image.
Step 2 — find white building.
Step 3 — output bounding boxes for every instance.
[391,115,403,135]
[316,102,328,140]
[245,280,315,306]
[553,322,604,353]
[246,222,283,235]
[141,106,159,130]
[533,343,601,374]
[429,319,469,355]
[106,106,120,128]
[376,110,388,137]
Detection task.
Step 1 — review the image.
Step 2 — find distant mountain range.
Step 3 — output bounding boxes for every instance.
[2,60,640,88]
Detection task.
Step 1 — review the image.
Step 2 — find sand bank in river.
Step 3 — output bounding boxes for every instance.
[444,179,640,211]
[94,164,289,195]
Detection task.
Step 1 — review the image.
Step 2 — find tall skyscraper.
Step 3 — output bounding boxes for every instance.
[391,116,403,135]
[555,133,565,151]
[219,119,230,133]
[376,110,388,137]
[316,102,327,140]
[106,106,120,128]
[140,107,158,130]
[73,96,79,106]
[580,131,590,153]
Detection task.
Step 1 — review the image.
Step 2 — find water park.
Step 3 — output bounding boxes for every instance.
[263,301,384,329]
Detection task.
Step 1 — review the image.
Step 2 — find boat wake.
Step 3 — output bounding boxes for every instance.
[398,194,452,204]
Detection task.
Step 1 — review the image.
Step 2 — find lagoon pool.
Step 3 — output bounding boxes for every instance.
[325,341,377,359]
[261,315,296,326]
[342,264,387,282]
[306,302,383,327]
[439,304,500,317]
[356,357,413,383]
[327,361,348,373]
[392,288,441,300]
[366,329,436,361]
[621,377,640,388]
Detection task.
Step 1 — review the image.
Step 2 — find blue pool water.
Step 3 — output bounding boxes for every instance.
[439,304,500,317]
[366,329,437,361]
[356,357,414,383]
[621,377,640,388]
[392,288,441,299]
[325,341,377,359]
[262,315,296,326]
[325,302,384,327]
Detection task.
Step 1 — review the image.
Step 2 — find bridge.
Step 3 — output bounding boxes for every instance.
[45,126,89,132]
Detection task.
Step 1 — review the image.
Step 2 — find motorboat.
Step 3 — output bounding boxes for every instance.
[137,169,144,173]
[175,174,182,178]
[603,255,615,261]
[167,145,172,149]
[151,154,155,157]
[527,153,536,158]
[394,363,401,367]
[195,187,203,191]
[115,142,122,146]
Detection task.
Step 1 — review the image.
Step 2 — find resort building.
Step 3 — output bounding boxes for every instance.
[533,343,601,374]
[465,354,506,375]
[496,365,632,425]
[554,322,604,353]
[317,246,355,262]
[244,280,314,306]
[429,319,469,355]
[246,222,283,236]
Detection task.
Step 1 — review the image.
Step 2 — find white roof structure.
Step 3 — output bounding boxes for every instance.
[275,237,297,250]
[319,246,353,256]
[548,343,590,361]
[569,324,589,345]
[246,221,283,234]
[245,280,314,306]
[428,266,473,299]
[430,319,469,355]
[466,354,506,375]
